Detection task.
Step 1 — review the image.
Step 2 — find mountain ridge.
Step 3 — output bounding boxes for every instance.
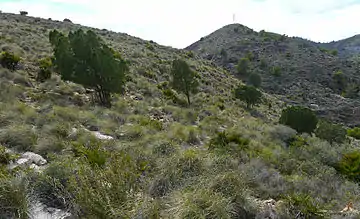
[186,23,360,127]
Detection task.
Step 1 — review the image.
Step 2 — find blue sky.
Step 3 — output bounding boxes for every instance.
[1,0,360,48]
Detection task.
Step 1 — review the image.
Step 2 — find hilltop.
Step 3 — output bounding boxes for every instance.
[1,12,360,219]
[186,23,360,127]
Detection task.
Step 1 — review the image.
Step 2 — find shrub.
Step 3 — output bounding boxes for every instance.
[0,176,30,219]
[236,57,250,76]
[185,51,194,58]
[337,151,360,182]
[331,50,338,56]
[0,51,20,71]
[332,70,347,93]
[259,59,267,70]
[63,18,72,23]
[19,11,28,16]
[234,85,262,108]
[347,127,360,139]
[208,131,250,156]
[146,42,155,51]
[287,135,307,148]
[248,73,261,88]
[342,83,359,99]
[0,145,16,164]
[284,193,327,218]
[271,66,281,77]
[33,161,72,209]
[72,138,109,168]
[315,120,346,144]
[67,152,143,218]
[0,125,38,151]
[268,124,297,143]
[37,57,52,82]
[245,51,254,61]
[220,49,228,63]
[279,106,318,134]
[152,141,177,156]
[170,189,234,219]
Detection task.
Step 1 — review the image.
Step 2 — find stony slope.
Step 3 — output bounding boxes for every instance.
[1,12,360,219]
[320,35,360,58]
[186,23,360,127]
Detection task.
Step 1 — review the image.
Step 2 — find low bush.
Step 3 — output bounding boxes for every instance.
[0,176,30,219]
[208,131,250,156]
[347,127,360,139]
[337,151,360,182]
[315,120,346,144]
[37,57,52,82]
[279,106,318,134]
[0,51,20,71]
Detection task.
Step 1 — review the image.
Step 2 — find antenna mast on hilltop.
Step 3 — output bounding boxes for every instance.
[233,13,236,23]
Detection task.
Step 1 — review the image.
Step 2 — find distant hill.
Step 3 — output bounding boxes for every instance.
[186,23,360,126]
[319,34,360,58]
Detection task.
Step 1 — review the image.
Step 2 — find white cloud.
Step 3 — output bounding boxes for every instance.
[0,0,359,48]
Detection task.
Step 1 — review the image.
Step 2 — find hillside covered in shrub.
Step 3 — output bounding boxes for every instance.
[1,12,360,219]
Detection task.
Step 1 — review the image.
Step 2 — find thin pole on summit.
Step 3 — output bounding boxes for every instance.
[233,14,236,23]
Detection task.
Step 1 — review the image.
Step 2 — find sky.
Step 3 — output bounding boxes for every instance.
[0,0,360,48]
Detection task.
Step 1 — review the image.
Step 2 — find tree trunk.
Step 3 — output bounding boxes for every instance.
[186,93,191,106]
[93,84,112,108]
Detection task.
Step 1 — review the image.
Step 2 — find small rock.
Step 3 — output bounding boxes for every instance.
[22,152,47,166]
[92,131,114,140]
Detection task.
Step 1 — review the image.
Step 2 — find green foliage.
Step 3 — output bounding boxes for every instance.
[337,151,360,182]
[170,59,199,105]
[0,51,20,71]
[0,176,30,219]
[37,57,52,82]
[248,73,261,88]
[319,47,338,56]
[331,50,338,56]
[287,135,307,148]
[271,66,281,77]
[220,48,228,63]
[236,57,250,76]
[49,29,129,107]
[284,193,327,218]
[315,120,347,144]
[347,127,360,139]
[171,189,234,219]
[208,131,250,156]
[279,106,318,134]
[0,145,15,164]
[245,51,254,61]
[259,59,267,70]
[146,42,155,51]
[68,152,144,218]
[72,138,109,168]
[33,161,72,209]
[0,124,38,151]
[332,70,347,93]
[234,85,262,108]
[185,51,195,58]
[342,83,359,99]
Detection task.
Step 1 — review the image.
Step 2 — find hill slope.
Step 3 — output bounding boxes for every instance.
[186,23,360,127]
[319,35,360,58]
[1,12,360,219]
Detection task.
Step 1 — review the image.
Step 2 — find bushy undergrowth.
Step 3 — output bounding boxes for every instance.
[0,13,360,219]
